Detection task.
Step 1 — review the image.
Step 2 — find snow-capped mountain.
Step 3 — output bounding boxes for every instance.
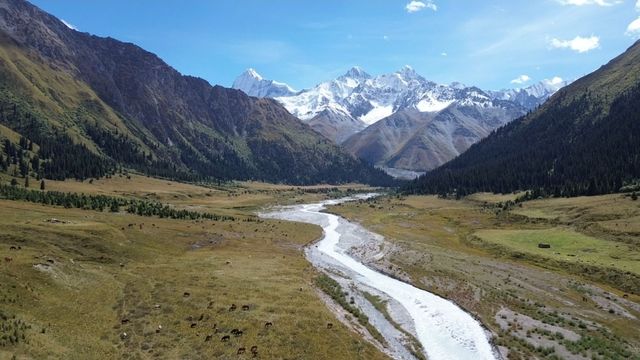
[232,68,297,98]
[231,67,567,173]
[276,65,464,126]
[489,77,570,109]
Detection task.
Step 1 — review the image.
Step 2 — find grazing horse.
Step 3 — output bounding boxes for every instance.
[229,304,237,312]
[251,345,258,355]
[4,257,12,263]
[237,348,246,355]
[190,323,197,328]
[205,335,212,342]
[264,322,273,329]
[221,335,230,342]
[327,323,333,329]
[241,305,250,311]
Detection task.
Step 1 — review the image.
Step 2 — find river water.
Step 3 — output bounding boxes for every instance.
[262,195,499,360]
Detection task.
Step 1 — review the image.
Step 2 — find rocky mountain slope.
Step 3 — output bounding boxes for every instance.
[0,0,392,186]
[344,92,525,171]
[405,40,640,196]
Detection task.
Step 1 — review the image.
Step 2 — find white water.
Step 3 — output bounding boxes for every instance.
[263,196,498,360]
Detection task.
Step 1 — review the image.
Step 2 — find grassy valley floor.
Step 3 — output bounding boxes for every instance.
[329,193,640,360]
[0,175,387,359]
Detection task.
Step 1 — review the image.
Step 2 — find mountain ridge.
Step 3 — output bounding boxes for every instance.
[232,67,567,172]
[0,0,393,186]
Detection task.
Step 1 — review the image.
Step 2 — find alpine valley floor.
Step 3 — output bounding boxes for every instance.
[0,174,388,359]
[328,193,640,360]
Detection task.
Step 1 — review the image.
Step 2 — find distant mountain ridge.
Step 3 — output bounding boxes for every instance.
[405,40,640,196]
[233,68,567,172]
[0,0,393,186]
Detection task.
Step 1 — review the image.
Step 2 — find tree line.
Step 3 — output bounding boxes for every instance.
[0,184,235,221]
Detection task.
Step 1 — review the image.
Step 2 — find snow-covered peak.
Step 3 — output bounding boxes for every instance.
[232,68,297,98]
[342,66,371,80]
[489,78,570,108]
[450,81,467,90]
[244,68,262,80]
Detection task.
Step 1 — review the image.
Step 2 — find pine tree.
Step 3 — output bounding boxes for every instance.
[24,176,29,188]
[40,179,45,191]
[10,178,18,186]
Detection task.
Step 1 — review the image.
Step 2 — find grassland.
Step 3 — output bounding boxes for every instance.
[330,194,640,360]
[0,176,386,359]
[474,228,639,275]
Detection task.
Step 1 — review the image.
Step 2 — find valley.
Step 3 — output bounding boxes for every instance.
[1,0,639,359]
[328,194,640,359]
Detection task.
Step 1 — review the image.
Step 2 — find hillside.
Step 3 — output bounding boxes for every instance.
[0,0,392,186]
[405,40,640,196]
[344,96,525,171]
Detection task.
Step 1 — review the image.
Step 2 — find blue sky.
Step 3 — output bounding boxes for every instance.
[31,0,640,91]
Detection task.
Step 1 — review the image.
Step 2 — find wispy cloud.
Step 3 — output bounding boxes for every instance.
[557,0,620,6]
[510,74,531,84]
[550,36,600,53]
[626,1,640,37]
[405,1,437,13]
[61,19,77,30]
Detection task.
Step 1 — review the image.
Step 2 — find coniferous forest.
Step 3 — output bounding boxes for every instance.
[404,75,640,197]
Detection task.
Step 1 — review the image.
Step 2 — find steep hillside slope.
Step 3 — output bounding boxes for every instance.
[0,0,392,186]
[344,91,525,171]
[405,40,640,196]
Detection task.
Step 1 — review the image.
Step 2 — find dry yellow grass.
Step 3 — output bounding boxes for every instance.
[0,178,387,359]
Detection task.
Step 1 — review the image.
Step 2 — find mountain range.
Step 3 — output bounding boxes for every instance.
[0,0,392,186]
[233,67,568,172]
[405,40,640,197]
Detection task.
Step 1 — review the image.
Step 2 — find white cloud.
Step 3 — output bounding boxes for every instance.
[557,0,620,6]
[627,17,640,36]
[550,36,600,53]
[383,35,389,41]
[544,77,565,86]
[441,52,448,56]
[510,75,531,84]
[405,1,437,13]
[61,19,77,30]
[637,0,640,10]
